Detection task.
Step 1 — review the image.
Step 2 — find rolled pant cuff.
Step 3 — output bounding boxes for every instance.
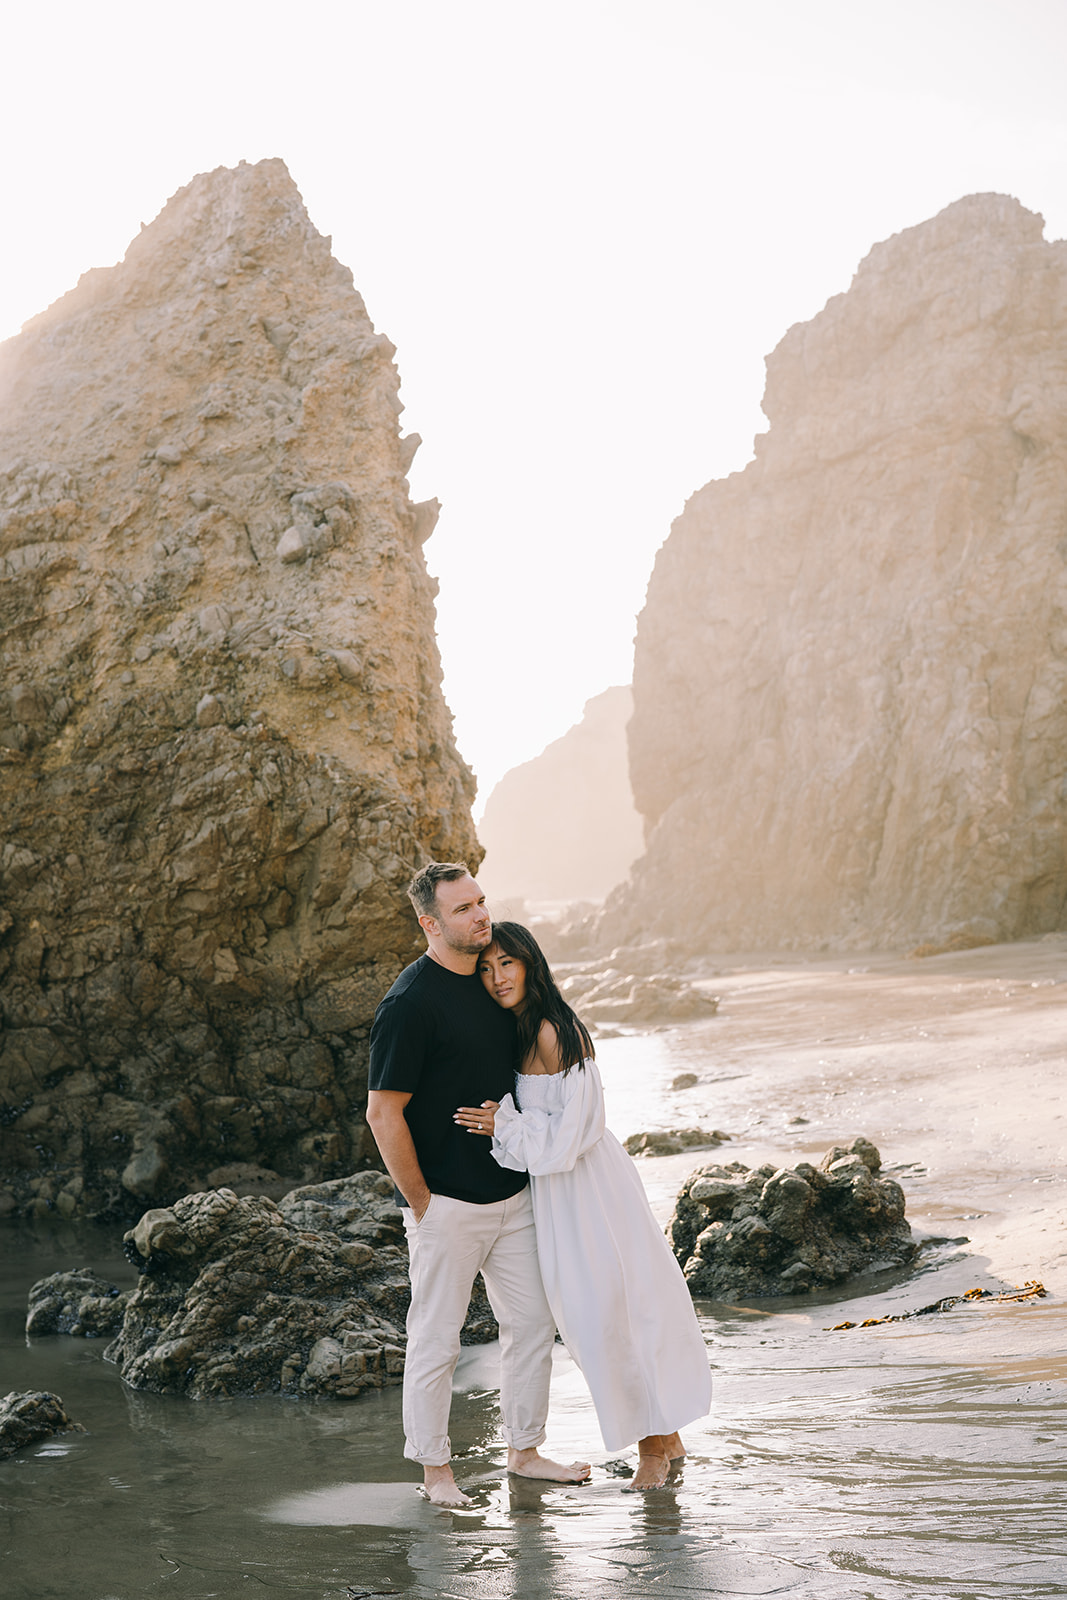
[403,1437,452,1467]
[500,1424,547,1451]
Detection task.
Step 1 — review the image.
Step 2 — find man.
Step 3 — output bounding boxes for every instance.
[366,861,590,1507]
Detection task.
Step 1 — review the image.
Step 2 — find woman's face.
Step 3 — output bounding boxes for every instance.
[478,943,528,1010]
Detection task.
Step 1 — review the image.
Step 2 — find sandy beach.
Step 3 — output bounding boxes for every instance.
[2,938,1064,1598]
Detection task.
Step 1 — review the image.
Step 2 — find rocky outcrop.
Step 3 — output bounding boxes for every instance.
[101,1180,408,1396]
[0,160,477,1218]
[478,687,643,906]
[576,972,719,1026]
[557,946,718,1026]
[58,1175,495,1398]
[26,1269,131,1336]
[624,1127,730,1157]
[669,1138,916,1298]
[610,195,1067,953]
[0,1391,84,1458]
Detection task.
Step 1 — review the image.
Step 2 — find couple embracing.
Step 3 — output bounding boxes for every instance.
[366,861,712,1507]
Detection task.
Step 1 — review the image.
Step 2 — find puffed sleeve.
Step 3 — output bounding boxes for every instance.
[490,1061,607,1175]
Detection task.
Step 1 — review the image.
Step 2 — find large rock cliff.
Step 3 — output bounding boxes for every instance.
[478,686,643,907]
[611,194,1067,953]
[0,160,477,1217]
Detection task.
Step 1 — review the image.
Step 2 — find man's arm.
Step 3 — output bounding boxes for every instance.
[365,1089,432,1220]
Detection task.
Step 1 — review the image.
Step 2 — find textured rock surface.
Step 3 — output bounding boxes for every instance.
[670,1138,916,1298]
[578,972,719,1025]
[25,1268,131,1336]
[0,159,478,1218]
[478,687,643,905]
[557,949,718,1026]
[623,1127,730,1157]
[611,195,1067,953]
[103,1181,407,1397]
[0,1390,84,1458]
[88,1176,495,1397]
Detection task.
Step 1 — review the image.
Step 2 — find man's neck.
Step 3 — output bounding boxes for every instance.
[425,941,478,976]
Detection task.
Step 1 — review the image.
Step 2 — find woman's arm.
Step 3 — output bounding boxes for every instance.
[453,1022,572,1137]
[471,1058,607,1175]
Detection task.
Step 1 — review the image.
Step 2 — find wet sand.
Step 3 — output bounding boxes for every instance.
[2,940,1065,1598]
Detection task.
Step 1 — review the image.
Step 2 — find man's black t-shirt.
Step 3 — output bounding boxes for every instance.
[368,954,528,1206]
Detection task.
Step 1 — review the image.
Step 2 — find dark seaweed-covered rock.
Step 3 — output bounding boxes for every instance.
[0,1390,84,1458]
[103,1180,408,1397]
[276,1171,497,1340]
[670,1137,916,1297]
[35,1171,495,1398]
[25,1269,131,1336]
[277,1171,407,1248]
[27,1171,498,1396]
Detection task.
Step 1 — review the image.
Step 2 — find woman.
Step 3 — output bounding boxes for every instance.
[454,921,712,1490]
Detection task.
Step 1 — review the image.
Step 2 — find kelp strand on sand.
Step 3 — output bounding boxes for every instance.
[829,1280,1047,1331]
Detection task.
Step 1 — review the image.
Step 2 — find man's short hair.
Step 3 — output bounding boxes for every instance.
[407,861,470,918]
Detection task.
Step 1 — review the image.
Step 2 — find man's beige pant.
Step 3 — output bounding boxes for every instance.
[401,1186,557,1466]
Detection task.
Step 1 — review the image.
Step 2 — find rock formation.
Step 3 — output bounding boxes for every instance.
[566,969,719,1026]
[478,687,643,906]
[102,1180,410,1397]
[555,943,719,1025]
[623,1127,730,1157]
[26,1268,131,1336]
[0,1391,84,1458]
[610,195,1067,953]
[0,160,478,1218]
[24,1175,495,1398]
[669,1138,916,1298]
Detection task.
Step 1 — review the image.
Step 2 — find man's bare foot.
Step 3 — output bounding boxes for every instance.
[507,1445,591,1483]
[420,1463,473,1507]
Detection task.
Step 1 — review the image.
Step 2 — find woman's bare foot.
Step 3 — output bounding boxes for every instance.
[623,1434,672,1491]
[507,1445,591,1483]
[420,1463,473,1507]
[663,1431,686,1462]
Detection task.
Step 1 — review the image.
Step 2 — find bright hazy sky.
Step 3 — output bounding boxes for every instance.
[4,1,1067,806]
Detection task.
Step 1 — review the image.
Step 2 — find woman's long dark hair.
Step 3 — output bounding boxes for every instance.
[487,921,594,1073]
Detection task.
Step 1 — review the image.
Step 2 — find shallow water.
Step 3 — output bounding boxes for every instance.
[4,952,1067,1599]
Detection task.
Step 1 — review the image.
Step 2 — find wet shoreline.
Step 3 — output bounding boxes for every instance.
[3,940,1065,1598]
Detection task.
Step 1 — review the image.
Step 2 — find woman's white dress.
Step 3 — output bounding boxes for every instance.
[491,1060,712,1451]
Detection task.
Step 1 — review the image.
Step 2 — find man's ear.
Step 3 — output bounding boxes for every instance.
[418,911,440,939]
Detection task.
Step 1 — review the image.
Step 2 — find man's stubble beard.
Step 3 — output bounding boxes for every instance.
[440,926,492,957]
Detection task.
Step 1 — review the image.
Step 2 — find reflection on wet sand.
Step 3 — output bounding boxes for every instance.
[264,1480,443,1528]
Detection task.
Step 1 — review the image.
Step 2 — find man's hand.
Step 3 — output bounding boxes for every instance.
[453,1099,500,1136]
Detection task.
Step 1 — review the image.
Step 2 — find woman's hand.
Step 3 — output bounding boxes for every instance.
[454,1100,500,1136]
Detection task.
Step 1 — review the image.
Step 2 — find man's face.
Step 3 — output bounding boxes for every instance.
[428,874,492,955]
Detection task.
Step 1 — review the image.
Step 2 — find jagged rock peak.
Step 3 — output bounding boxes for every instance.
[758,193,1056,445]
[21,158,353,330]
[605,193,1067,954]
[0,160,475,1219]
